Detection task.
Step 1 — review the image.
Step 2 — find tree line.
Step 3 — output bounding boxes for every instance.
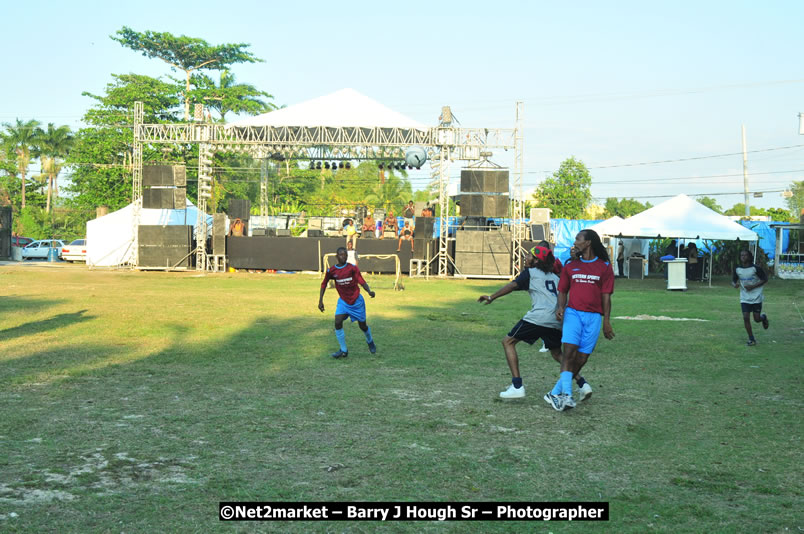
[530,156,803,221]
[2,27,802,241]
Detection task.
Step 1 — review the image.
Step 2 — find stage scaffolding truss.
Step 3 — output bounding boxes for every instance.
[132,101,525,276]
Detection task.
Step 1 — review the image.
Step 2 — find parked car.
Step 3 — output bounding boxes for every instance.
[61,239,87,262]
[21,239,66,260]
[11,236,34,247]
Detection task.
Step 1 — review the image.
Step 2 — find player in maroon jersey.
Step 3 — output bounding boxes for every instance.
[545,230,615,412]
[319,247,376,358]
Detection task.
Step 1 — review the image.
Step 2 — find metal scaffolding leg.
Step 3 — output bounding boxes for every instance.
[196,136,213,271]
[435,148,451,277]
[512,101,526,277]
[132,102,144,268]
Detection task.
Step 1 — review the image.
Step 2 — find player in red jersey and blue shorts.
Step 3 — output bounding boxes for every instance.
[319,247,376,359]
[545,229,615,412]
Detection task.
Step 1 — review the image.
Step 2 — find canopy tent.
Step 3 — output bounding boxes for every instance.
[618,194,758,241]
[586,216,626,236]
[226,88,427,130]
[86,200,212,267]
[587,216,649,277]
[615,194,758,287]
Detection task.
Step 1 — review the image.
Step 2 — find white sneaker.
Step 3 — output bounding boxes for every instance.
[539,344,550,353]
[544,393,564,411]
[561,394,576,410]
[579,383,593,401]
[500,384,525,399]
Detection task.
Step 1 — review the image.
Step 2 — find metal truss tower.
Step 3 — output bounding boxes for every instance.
[196,132,213,271]
[511,101,526,277]
[131,101,144,267]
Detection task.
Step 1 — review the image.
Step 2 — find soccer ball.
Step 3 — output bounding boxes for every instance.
[405,146,428,169]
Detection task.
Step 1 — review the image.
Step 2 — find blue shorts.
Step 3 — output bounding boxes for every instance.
[561,307,602,354]
[335,294,367,323]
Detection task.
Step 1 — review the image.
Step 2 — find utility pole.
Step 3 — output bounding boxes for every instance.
[742,125,749,217]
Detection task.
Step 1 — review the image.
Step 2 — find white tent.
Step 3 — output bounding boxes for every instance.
[615,194,758,286]
[618,194,758,241]
[226,88,427,130]
[587,217,648,277]
[86,200,212,267]
[587,216,626,237]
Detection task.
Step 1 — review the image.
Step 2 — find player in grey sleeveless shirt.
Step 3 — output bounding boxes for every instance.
[731,249,769,346]
[478,246,590,399]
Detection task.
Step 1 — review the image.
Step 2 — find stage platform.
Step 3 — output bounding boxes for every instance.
[227,236,447,274]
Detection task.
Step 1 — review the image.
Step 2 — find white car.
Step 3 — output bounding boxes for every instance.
[21,239,67,260]
[61,239,87,262]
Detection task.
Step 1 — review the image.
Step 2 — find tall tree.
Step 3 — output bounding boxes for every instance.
[695,196,723,213]
[785,180,804,219]
[112,27,263,120]
[189,70,276,122]
[532,157,592,219]
[35,123,74,213]
[724,203,767,217]
[603,197,651,218]
[67,74,183,212]
[2,119,41,209]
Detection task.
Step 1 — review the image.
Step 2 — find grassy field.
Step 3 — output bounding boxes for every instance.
[0,264,801,533]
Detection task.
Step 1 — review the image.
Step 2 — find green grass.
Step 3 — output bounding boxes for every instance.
[0,266,801,533]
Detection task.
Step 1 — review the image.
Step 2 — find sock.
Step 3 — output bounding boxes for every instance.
[748,335,755,341]
[551,378,562,396]
[363,327,373,344]
[575,375,587,387]
[335,328,347,352]
[560,371,574,395]
[512,377,523,389]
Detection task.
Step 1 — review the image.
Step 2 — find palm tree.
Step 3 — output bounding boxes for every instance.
[2,119,41,209]
[364,173,412,215]
[35,123,74,213]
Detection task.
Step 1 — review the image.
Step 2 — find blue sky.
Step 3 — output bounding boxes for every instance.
[2,0,802,211]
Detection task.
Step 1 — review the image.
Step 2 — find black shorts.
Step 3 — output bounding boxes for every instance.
[741,302,763,314]
[507,320,562,349]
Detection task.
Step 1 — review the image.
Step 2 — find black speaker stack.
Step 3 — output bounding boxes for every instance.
[227,199,251,221]
[459,169,509,218]
[142,165,187,209]
[414,216,435,238]
[138,225,193,268]
[530,224,547,241]
[454,229,512,276]
[212,213,226,255]
[227,199,250,235]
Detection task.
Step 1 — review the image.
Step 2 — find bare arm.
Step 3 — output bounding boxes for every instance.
[601,293,614,339]
[556,291,568,321]
[318,284,328,312]
[478,281,518,304]
[361,281,376,298]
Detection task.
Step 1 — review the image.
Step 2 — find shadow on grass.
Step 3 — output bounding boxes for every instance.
[0,309,92,341]
[0,296,63,320]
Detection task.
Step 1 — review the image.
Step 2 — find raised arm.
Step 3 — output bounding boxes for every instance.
[478,280,518,304]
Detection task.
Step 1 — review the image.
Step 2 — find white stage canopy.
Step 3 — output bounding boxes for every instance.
[226,88,427,130]
[618,194,758,241]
